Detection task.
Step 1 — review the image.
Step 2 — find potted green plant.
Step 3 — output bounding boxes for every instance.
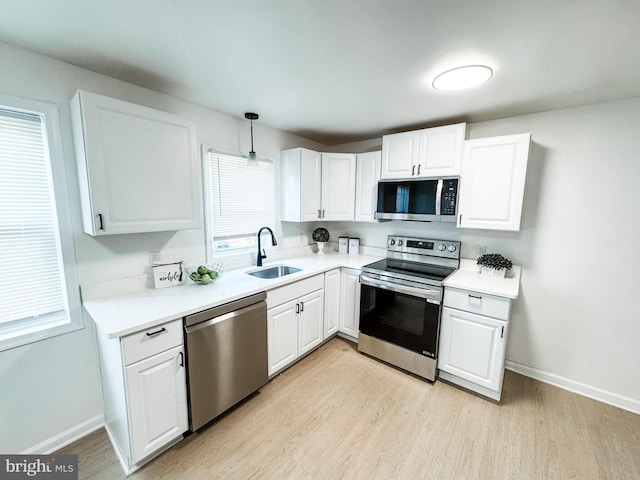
[477,253,513,278]
[311,227,330,255]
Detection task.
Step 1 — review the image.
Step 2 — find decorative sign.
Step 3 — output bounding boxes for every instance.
[152,261,185,289]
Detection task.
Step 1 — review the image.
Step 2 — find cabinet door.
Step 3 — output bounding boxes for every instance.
[267,300,299,376]
[300,149,322,221]
[439,307,507,393]
[458,133,531,231]
[416,123,465,177]
[70,91,200,235]
[298,289,324,355]
[324,269,341,338]
[125,345,188,464]
[381,131,419,179]
[354,151,381,222]
[321,153,356,221]
[339,268,361,339]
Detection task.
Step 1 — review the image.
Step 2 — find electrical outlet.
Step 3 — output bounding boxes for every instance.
[476,245,487,257]
[149,250,161,265]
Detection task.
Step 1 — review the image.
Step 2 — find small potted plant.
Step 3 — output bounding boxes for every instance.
[477,253,513,278]
[312,227,330,255]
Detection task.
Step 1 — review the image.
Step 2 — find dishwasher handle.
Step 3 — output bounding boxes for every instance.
[185,300,266,334]
[184,292,267,327]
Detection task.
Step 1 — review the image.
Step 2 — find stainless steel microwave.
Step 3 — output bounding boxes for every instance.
[375,177,458,222]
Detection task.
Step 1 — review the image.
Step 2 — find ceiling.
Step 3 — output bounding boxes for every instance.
[1,0,639,145]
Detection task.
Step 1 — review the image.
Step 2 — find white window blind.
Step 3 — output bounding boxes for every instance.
[0,107,69,337]
[205,150,274,255]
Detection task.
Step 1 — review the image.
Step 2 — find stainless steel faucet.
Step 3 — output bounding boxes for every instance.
[257,226,277,266]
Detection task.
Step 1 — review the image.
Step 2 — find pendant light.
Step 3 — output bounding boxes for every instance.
[245,112,259,166]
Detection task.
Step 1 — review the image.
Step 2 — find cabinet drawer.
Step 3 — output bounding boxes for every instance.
[267,274,324,309]
[122,319,183,366]
[443,287,510,321]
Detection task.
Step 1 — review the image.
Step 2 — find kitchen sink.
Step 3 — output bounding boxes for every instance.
[246,265,301,279]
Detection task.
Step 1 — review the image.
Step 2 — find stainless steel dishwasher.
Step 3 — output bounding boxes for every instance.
[184,292,268,431]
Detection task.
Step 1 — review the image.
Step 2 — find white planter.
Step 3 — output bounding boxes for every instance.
[479,265,506,278]
[316,242,326,255]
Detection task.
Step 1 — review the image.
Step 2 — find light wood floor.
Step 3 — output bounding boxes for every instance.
[58,338,640,479]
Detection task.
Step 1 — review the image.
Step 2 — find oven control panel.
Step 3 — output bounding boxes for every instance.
[387,236,460,260]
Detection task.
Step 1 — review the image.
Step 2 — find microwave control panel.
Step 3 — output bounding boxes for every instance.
[440,179,458,216]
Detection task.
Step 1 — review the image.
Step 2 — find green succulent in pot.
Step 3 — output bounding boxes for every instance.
[477,253,513,271]
[312,227,330,243]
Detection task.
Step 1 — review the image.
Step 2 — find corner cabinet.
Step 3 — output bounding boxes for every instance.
[323,269,341,338]
[339,268,361,339]
[381,123,466,179]
[94,318,188,473]
[280,148,356,222]
[438,287,511,401]
[457,133,531,231]
[70,90,200,235]
[354,151,381,222]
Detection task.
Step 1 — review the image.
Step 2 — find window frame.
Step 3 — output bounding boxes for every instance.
[201,145,277,265]
[0,93,83,351]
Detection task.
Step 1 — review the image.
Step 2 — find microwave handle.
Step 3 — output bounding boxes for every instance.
[435,179,443,215]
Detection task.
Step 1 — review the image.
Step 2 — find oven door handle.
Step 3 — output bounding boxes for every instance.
[360,274,441,302]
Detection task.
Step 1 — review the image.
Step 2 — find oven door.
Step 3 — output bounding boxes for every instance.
[359,274,442,358]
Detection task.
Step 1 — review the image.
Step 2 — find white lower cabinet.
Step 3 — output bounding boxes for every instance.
[339,268,361,339]
[267,300,300,374]
[95,318,188,473]
[438,287,511,401]
[323,269,341,338]
[267,275,324,376]
[125,345,188,463]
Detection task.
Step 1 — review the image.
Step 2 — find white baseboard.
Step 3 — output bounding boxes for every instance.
[22,414,105,455]
[505,361,640,415]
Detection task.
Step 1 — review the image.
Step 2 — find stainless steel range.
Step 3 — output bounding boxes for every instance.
[358,235,460,381]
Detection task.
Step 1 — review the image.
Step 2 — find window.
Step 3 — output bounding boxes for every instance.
[0,95,82,351]
[203,150,275,259]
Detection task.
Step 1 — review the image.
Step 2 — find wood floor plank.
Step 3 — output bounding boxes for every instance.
[57,338,640,479]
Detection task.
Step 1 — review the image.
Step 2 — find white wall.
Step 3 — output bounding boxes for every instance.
[329,98,640,411]
[0,41,325,453]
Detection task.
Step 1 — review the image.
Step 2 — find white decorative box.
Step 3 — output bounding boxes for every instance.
[152,260,185,289]
[348,237,360,255]
[338,237,349,254]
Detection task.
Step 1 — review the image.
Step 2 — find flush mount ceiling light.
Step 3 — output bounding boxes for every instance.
[432,65,493,91]
[245,112,259,165]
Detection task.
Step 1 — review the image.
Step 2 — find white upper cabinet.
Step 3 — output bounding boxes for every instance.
[280,148,355,222]
[381,130,419,179]
[321,153,356,221]
[70,90,200,235]
[280,147,322,222]
[354,151,381,222]
[381,123,466,179]
[457,133,531,231]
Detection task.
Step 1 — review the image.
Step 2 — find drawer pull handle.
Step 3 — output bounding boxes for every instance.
[296,303,300,314]
[178,351,184,367]
[300,301,304,312]
[146,327,167,337]
[468,295,482,300]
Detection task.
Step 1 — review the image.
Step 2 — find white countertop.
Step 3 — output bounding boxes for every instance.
[83,252,382,339]
[444,259,522,299]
